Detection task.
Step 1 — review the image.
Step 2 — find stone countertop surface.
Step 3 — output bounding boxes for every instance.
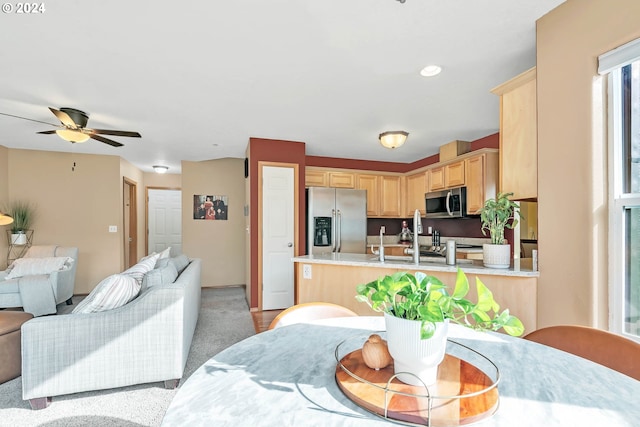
[292,253,539,277]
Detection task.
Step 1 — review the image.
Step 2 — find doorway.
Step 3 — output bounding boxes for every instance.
[123,178,137,269]
[147,188,182,257]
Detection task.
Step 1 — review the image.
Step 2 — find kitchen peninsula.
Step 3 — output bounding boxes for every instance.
[292,253,539,331]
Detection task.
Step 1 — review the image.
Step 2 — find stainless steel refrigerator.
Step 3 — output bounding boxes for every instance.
[307,187,367,255]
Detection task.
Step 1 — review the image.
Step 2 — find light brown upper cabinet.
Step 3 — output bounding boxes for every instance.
[428,160,465,192]
[491,67,537,200]
[356,174,380,216]
[405,171,428,216]
[428,166,445,191]
[356,173,403,218]
[379,175,403,217]
[328,172,355,189]
[305,169,328,187]
[465,152,498,215]
[305,169,355,188]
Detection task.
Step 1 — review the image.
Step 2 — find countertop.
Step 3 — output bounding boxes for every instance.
[292,252,539,277]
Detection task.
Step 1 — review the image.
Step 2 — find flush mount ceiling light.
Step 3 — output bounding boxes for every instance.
[379,131,409,149]
[153,165,169,174]
[420,65,442,77]
[55,129,90,143]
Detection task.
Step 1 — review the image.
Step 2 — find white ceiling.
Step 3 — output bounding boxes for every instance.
[0,0,564,174]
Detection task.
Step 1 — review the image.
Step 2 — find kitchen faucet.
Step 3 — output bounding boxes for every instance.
[370,226,385,262]
[402,210,423,264]
[412,209,422,265]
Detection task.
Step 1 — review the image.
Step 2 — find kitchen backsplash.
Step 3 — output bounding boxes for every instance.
[367,216,515,244]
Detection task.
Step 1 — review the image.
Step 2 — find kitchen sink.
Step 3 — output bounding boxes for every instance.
[370,255,472,265]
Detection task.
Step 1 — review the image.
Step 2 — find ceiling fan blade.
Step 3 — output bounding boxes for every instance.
[36,130,57,134]
[90,134,123,147]
[89,129,141,138]
[0,112,59,127]
[49,107,78,129]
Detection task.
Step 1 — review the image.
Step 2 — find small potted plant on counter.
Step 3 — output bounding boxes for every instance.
[478,192,521,269]
[356,269,524,386]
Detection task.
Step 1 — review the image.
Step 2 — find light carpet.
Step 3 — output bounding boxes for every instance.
[0,286,256,427]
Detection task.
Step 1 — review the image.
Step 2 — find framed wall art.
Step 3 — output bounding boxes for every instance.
[193,195,228,220]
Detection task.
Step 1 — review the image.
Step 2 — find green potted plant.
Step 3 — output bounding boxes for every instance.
[356,269,524,385]
[478,192,521,269]
[6,200,35,245]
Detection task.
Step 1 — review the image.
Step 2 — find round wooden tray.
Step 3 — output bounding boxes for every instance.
[335,348,499,426]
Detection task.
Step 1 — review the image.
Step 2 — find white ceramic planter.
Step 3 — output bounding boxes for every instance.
[482,243,511,269]
[384,313,449,386]
[11,232,27,245]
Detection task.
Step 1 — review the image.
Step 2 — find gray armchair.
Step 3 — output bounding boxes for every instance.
[0,245,78,315]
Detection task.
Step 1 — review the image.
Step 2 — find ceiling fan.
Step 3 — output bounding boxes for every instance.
[0,107,141,147]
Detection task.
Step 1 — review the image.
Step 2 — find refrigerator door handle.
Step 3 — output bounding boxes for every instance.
[331,209,337,252]
[336,209,342,252]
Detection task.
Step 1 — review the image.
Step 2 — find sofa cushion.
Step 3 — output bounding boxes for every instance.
[159,246,171,259]
[142,263,178,289]
[5,257,74,279]
[155,258,170,269]
[0,279,19,294]
[169,255,190,275]
[72,274,140,314]
[122,253,160,285]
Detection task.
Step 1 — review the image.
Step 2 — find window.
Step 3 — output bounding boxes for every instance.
[606,53,640,341]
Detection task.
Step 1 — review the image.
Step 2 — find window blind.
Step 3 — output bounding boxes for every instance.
[598,37,640,75]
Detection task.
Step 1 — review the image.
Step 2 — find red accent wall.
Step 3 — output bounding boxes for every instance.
[248,138,307,309]
[305,133,498,173]
[469,133,499,151]
[305,156,408,173]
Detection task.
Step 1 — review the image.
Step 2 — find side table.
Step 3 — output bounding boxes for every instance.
[6,229,34,265]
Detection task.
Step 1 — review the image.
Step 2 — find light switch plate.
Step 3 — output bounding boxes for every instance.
[108,225,117,233]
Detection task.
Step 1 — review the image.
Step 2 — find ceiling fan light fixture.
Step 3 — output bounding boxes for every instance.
[153,165,169,174]
[0,212,14,226]
[56,129,90,143]
[379,131,409,149]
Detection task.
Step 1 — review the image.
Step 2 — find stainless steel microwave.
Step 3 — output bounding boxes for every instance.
[425,187,467,219]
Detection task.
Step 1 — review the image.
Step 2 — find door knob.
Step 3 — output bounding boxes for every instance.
[287,242,293,247]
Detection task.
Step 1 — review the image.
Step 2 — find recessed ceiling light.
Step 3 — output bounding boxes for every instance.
[420,65,442,77]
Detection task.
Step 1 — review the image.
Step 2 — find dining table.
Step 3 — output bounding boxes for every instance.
[162,316,640,426]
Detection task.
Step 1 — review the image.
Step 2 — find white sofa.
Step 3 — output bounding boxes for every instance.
[20,257,201,409]
[0,246,78,316]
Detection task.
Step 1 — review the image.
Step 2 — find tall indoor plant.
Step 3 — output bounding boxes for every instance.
[478,192,521,268]
[356,269,524,386]
[6,200,35,245]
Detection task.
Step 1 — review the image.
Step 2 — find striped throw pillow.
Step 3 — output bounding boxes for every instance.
[72,274,140,314]
[123,253,160,284]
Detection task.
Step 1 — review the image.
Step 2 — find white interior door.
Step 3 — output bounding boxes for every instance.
[148,189,182,256]
[262,166,295,310]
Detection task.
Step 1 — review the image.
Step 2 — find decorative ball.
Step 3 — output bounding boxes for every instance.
[362,334,393,370]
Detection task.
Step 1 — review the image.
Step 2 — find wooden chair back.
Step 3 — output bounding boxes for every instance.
[268,302,358,330]
[524,325,640,380]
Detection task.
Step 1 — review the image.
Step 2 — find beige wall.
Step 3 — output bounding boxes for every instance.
[537,0,640,327]
[143,171,181,190]
[3,147,246,293]
[0,146,9,269]
[7,149,122,294]
[182,158,245,287]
